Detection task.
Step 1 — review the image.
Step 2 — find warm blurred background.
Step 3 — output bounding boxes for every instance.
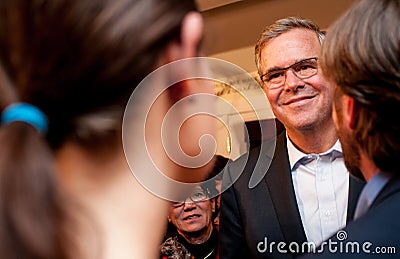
[198,0,356,73]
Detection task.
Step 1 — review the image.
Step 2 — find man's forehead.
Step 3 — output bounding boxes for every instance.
[260,29,321,70]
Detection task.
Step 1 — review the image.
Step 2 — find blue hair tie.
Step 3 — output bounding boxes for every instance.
[1,103,48,134]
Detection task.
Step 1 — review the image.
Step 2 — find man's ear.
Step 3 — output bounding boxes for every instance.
[344,95,358,130]
[164,12,203,62]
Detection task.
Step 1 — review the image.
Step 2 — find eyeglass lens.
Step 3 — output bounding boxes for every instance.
[172,191,208,208]
[261,58,318,89]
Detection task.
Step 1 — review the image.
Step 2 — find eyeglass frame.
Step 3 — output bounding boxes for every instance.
[171,189,210,208]
[260,57,319,89]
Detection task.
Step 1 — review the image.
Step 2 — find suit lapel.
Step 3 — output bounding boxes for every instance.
[347,176,365,222]
[261,132,365,242]
[264,133,307,243]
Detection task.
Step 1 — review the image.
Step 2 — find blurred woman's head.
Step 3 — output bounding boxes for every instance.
[0,0,213,258]
[0,0,197,149]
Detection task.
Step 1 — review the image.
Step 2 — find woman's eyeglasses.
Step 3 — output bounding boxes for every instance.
[171,190,209,208]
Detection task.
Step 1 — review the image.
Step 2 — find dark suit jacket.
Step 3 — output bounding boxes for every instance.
[299,176,400,258]
[219,132,364,259]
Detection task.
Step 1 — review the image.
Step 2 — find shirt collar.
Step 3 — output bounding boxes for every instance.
[354,171,393,219]
[286,133,343,171]
[360,171,393,209]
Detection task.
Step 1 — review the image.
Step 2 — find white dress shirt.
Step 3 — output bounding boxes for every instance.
[287,135,349,246]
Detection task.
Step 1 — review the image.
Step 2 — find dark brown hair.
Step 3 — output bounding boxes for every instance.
[320,0,400,174]
[0,0,196,258]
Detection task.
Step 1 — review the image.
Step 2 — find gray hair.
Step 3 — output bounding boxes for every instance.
[254,17,325,75]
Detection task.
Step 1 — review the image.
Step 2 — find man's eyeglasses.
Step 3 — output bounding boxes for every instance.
[260,57,318,89]
[171,190,208,208]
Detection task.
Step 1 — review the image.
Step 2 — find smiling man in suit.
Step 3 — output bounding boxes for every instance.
[219,17,364,259]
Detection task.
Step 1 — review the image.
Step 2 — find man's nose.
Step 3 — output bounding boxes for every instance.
[283,69,305,91]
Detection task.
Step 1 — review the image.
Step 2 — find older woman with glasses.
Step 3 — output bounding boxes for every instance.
[161,185,218,259]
